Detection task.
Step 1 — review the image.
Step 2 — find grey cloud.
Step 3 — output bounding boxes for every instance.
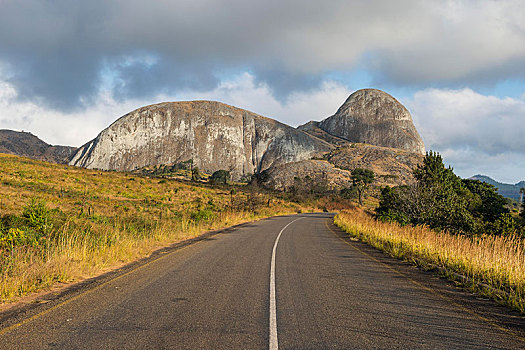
[406,89,525,155]
[252,66,324,103]
[2,51,101,110]
[107,57,220,102]
[1,0,525,110]
[404,88,525,182]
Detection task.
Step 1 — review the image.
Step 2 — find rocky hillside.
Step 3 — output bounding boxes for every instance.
[257,159,352,191]
[70,101,333,179]
[313,89,425,154]
[325,143,423,186]
[0,129,77,164]
[258,143,424,191]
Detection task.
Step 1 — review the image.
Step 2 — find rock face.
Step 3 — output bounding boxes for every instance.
[317,89,425,154]
[0,129,77,164]
[258,144,424,191]
[69,88,426,184]
[258,159,352,191]
[325,143,424,186]
[297,121,350,146]
[70,101,333,178]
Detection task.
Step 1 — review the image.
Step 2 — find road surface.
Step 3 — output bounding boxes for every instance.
[1,213,524,349]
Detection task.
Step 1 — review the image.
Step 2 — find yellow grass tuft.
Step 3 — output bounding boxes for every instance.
[335,209,525,312]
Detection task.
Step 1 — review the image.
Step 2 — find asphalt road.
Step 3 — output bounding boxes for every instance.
[1,213,524,349]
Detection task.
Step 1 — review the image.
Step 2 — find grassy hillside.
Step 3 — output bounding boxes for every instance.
[0,153,310,303]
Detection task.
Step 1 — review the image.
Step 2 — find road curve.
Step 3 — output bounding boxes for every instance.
[0,213,524,349]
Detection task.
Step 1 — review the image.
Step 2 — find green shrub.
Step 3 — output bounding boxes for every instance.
[0,199,53,251]
[376,152,502,235]
[209,170,230,185]
[190,209,215,223]
[0,226,47,250]
[376,209,411,226]
[1,227,33,250]
[191,166,202,181]
[22,198,52,234]
[491,213,518,236]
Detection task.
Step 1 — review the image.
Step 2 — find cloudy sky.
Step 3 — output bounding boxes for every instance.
[0,0,524,183]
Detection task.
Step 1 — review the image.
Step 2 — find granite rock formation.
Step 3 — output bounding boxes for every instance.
[258,143,424,191]
[69,89,426,184]
[70,101,333,179]
[316,89,425,154]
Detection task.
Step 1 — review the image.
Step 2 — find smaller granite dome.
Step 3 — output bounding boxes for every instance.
[318,89,425,154]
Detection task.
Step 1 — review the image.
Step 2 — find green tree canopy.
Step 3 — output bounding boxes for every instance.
[520,188,525,221]
[377,151,481,234]
[462,179,508,222]
[375,186,409,224]
[351,168,374,205]
[414,152,478,233]
[377,151,522,235]
[209,170,230,185]
[191,166,201,181]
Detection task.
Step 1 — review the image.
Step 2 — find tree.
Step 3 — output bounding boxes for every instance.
[413,151,459,187]
[377,151,478,234]
[410,152,476,233]
[520,188,525,221]
[491,213,517,236]
[376,186,397,214]
[351,168,374,206]
[191,166,201,182]
[462,179,508,222]
[209,170,230,185]
[375,151,518,235]
[230,188,236,207]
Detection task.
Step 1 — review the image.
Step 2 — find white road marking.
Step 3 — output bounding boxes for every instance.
[269,217,304,350]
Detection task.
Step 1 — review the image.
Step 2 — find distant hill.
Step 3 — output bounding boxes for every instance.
[469,175,525,202]
[0,129,77,164]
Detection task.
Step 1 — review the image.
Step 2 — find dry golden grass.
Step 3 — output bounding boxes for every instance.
[335,209,525,312]
[0,153,311,303]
